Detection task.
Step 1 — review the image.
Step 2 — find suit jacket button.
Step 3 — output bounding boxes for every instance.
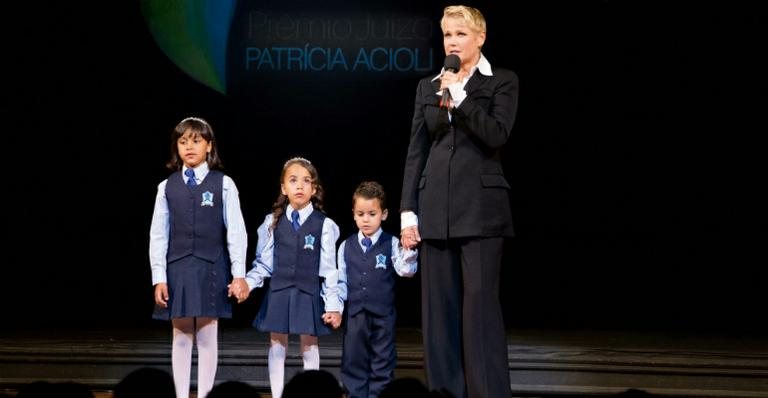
[448,145,455,151]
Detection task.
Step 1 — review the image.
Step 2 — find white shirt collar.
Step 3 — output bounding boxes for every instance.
[358,228,383,246]
[287,202,315,222]
[431,53,493,82]
[182,162,209,182]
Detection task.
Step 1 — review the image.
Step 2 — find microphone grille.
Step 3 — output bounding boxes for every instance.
[444,54,461,72]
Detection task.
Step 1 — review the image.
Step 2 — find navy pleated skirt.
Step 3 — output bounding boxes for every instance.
[152,254,232,320]
[254,286,331,336]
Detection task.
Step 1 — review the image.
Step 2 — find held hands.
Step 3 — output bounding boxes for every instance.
[322,312,342,329]
[154,283,169,308]
[400,225,421,250]
[227,278,250,303]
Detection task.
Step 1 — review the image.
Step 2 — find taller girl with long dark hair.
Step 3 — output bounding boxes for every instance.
[149,117,249,398]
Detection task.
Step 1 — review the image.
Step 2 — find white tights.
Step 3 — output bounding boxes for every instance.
[171,317,218,398]
[268,333,320,398]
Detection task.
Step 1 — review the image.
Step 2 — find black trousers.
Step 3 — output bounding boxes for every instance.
[341,309,397,398]
[421,237,511,398]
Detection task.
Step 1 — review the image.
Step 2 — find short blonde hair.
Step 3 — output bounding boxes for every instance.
[441,5,486,33]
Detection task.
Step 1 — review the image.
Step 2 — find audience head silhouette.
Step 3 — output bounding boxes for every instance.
[205,381,262,398]
[113,367,175,398]
[282,369,344,398]
[615,388,655,397]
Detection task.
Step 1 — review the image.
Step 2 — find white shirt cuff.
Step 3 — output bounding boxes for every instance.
[400,211,418,230]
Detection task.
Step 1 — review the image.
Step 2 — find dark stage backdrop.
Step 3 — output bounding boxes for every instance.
[3,1,766,333]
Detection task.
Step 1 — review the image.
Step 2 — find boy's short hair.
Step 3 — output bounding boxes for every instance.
[353,181,387,209]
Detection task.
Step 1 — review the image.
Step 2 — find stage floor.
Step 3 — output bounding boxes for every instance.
[1,327,766,397]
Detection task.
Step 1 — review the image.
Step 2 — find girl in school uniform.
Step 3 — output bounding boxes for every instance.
[241,157,343,398]
[149,117,249,398]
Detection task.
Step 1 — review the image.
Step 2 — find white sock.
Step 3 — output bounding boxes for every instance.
[195,319,218,398]
[171,324,194,398]
[302,344,320,370]
[268,343,286,398]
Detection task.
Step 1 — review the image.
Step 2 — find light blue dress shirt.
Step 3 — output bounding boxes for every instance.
[149,162,248,285]
[336,228,419,315]
[244,203,343,313]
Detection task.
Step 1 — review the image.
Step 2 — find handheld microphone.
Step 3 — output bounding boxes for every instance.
[440,54,461,109]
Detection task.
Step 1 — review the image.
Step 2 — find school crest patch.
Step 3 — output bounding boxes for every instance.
[303,234,316,250]
[375,254,388,269]
[201,191,214,207]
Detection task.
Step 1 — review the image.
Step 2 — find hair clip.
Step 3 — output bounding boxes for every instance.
[284,157,312,167]
[180,116,209,125]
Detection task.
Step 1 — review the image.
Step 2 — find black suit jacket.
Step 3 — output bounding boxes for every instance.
[400,66,519,240]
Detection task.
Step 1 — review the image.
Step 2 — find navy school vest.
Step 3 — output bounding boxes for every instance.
[165,170,226,264]
[271,209,326,295]
[344,232,396,316]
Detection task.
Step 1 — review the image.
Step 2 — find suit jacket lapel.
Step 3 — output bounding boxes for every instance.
[430,78,442,103]
[462,71,487,96]
[427,78,451,142]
